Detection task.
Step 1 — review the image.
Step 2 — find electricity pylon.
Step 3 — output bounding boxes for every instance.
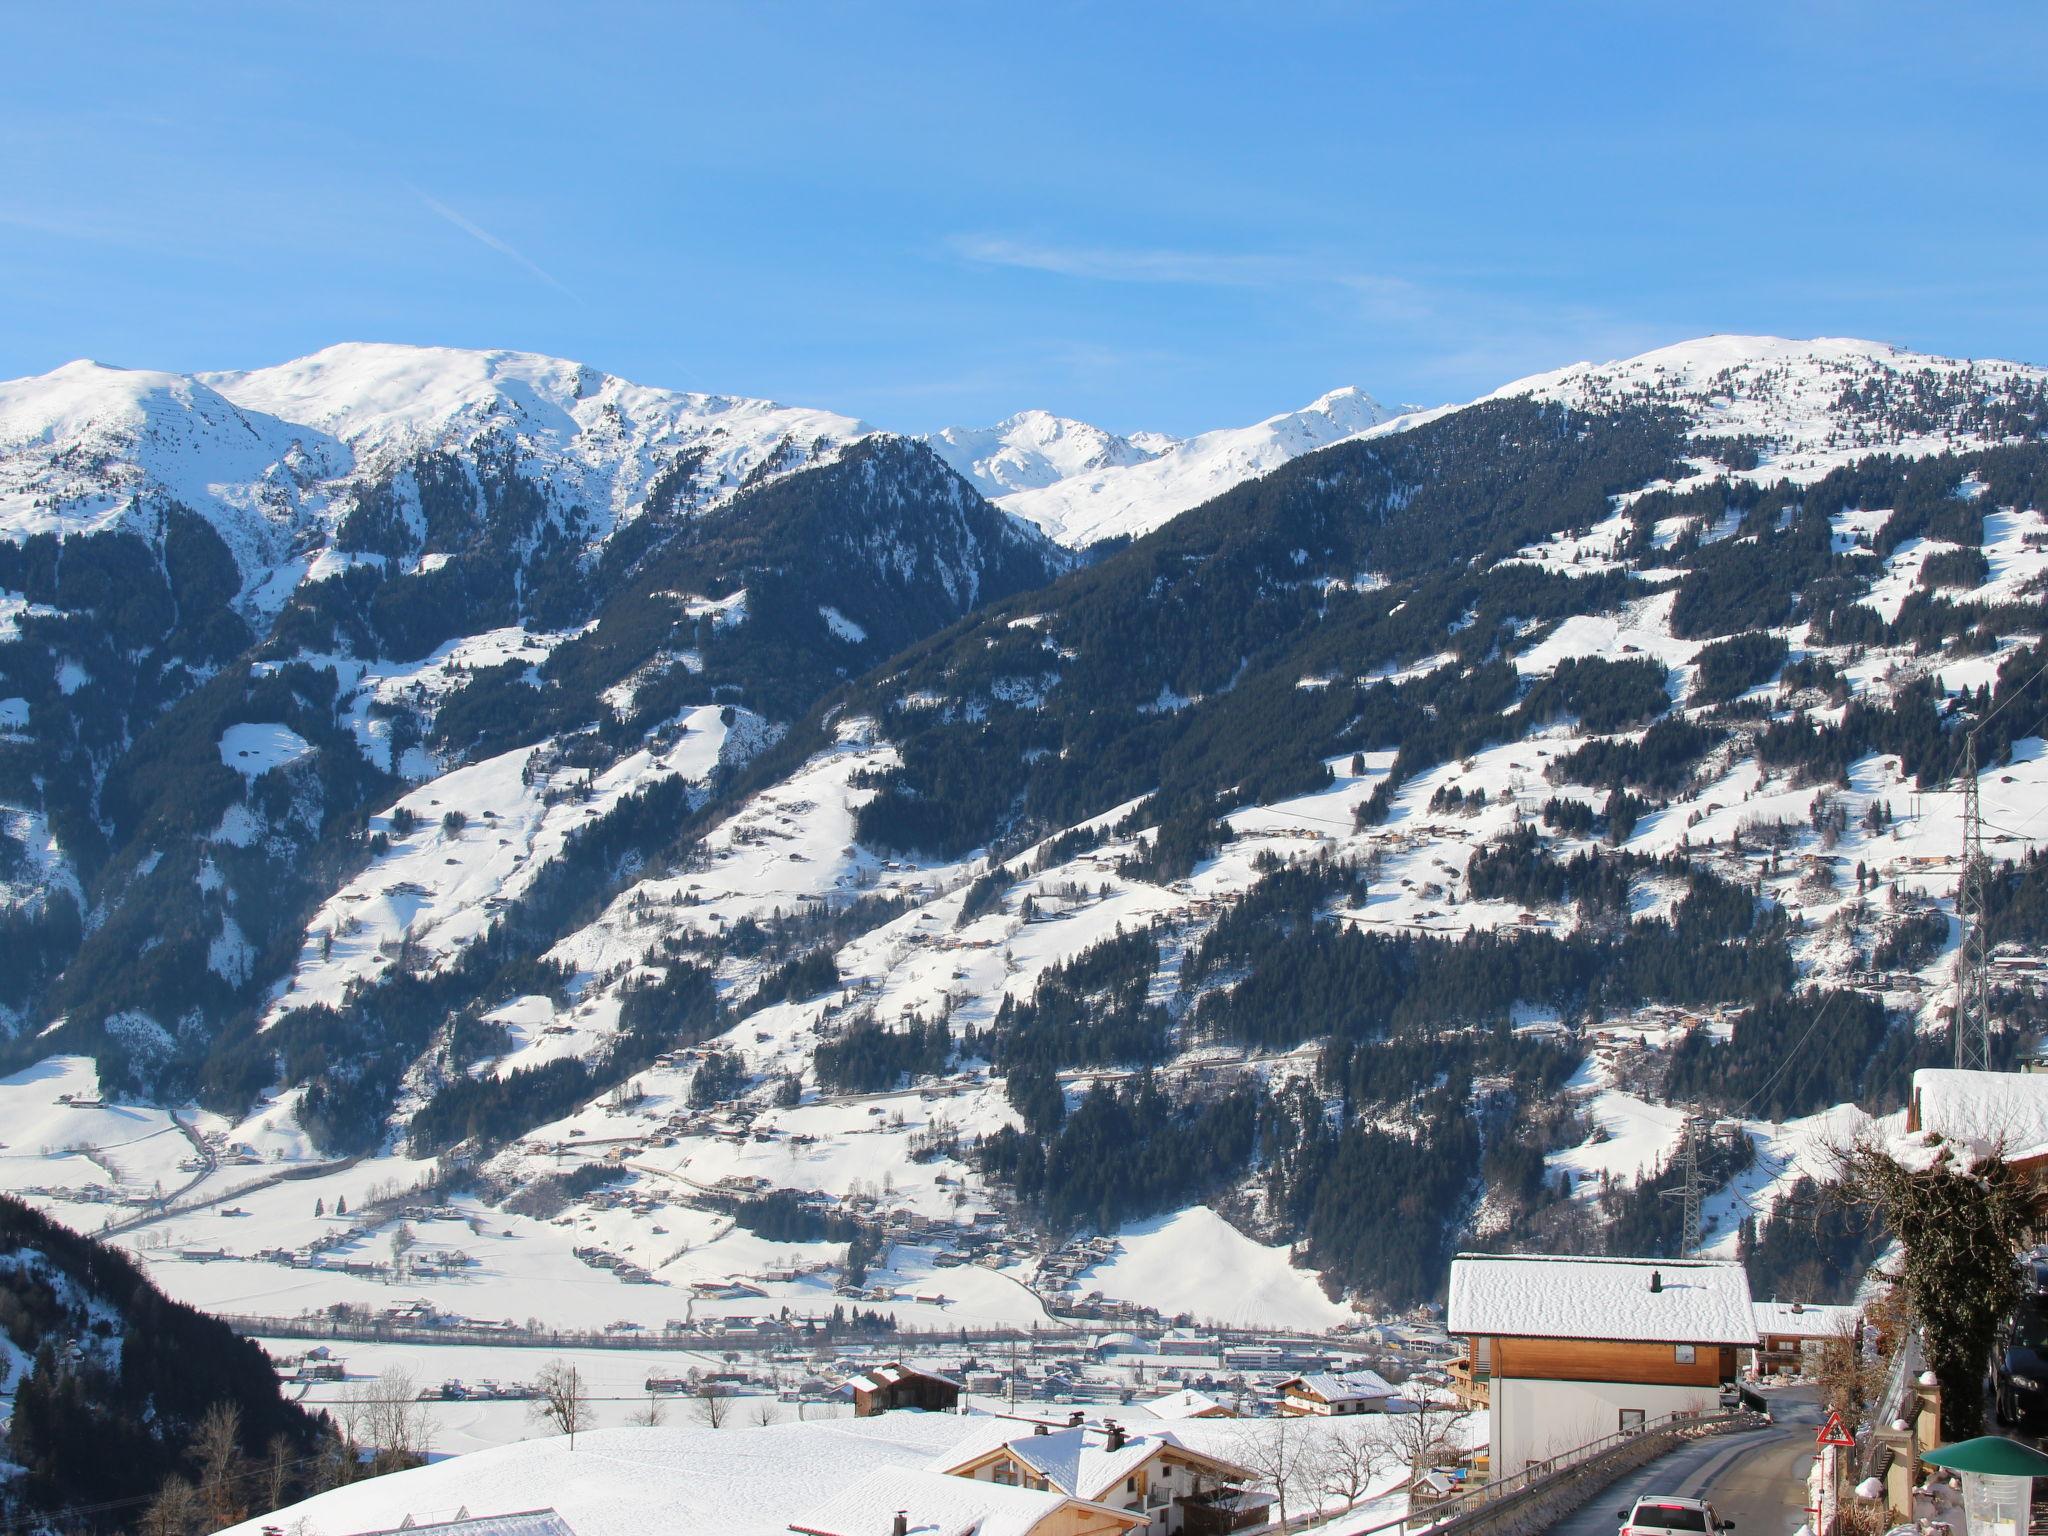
[1954,729,1992,1071]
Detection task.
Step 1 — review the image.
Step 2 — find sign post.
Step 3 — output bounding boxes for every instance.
[1816,1411,1856,1533]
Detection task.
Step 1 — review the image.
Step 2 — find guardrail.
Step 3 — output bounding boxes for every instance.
[1304,1408,1769,1536]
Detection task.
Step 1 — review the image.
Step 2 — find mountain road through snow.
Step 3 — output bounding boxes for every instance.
[1540,1391,1822,1536]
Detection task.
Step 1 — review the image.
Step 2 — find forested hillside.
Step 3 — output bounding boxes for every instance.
[0,1195,325,1527]
[3,334,2047,1327]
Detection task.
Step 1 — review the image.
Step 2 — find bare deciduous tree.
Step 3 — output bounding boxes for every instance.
[145,1475,203,1536]
[630,1389,667,1427]
[1312,1419,1392,1514]
[694,1379,730,1429]
[369,1367,435,1470]
[195,1401,246,1531]
[530,1359,593,1447]
[265,1431,296,1513]
[1387,1393,1461,1483]
[1235,1414,1319,1533]
[340,1367,434,1473]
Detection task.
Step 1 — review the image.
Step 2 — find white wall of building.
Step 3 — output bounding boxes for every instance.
[1490,1378,1723,1475]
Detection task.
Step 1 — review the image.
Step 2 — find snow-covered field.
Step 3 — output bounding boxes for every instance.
[219,1394,1469,1536]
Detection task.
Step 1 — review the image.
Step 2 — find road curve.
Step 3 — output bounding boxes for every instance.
[1539,1429,1810,1536]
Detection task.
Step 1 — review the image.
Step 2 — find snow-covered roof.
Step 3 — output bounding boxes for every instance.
[346,1512,576,1536]
[1447,1253,1758,1345]
[1281,1370,1397,1403]
[935,1421,1253,1503]
[219,1415,1000,1536]
[788,1466,1141,1536]
[1144,1388,1232,1419]
[1752,1301,1858,1339]
[1911,1070,2048,1162]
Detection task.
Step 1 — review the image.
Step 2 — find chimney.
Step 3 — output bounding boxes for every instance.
[1033,1422,1049,1436]
[1068,1410,1084,1428]
[1105,1420,1126,1452]
[1649,1269,1663,1293]
[892,1514,908,1536]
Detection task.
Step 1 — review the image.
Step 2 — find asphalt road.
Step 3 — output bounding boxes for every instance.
[1543,1391,1824,1536]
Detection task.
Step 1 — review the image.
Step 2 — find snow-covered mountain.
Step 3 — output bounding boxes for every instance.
[923,410,1176,499]
[1485,333,2048,484]
[0,361,347,611]
[941,386,1395,547]
[0,343,875,623]
[3,330,2048,1385]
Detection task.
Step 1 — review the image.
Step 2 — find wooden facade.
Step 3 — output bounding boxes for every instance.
[1490,1336,1738,1388]
[851,1362,961,1417]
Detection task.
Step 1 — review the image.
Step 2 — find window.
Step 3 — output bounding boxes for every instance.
[1633,1505,1708,1531]
[1674,1345,1697,1364]
[1620,1409,1646,1432]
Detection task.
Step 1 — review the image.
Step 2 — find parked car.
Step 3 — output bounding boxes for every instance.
[1995,1300,2048,1425]
[1618,1495,1734,1536]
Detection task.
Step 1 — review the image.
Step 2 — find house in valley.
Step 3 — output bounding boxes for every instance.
[850,1361,964,1417]
[933,1420,1266,1535]
[1274,1370,1396,1416]
[1446,1253,1757,1477]
[1143,1388,1235,1420]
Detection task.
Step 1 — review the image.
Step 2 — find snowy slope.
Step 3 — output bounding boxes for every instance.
[1487,333,2048,484]
[966,387,1393,547]
[0,360,347,600]
[268,704,763,1021]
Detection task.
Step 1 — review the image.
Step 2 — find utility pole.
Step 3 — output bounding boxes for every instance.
[1954,729,1992,1071]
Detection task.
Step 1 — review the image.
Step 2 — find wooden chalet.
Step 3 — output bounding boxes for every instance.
[934,1420,1265,1536]
[1750,1300,1857,1376]
[850,1361,963,1417]
[1447,1253,1758,1477]
[1274,1370,1396,1416]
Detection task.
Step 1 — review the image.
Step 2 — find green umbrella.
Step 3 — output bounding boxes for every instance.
[1922,1440,2048,1478]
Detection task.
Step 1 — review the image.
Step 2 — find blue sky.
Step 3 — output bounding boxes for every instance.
[2,2,2043,436]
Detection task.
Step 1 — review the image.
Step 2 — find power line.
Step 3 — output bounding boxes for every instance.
[1734,987,1848,1120]
[1972,647,2048,737]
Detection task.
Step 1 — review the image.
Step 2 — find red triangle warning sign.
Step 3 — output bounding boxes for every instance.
[1818,1411,1856,1447]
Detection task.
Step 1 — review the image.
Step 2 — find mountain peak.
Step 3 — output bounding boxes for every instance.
[922,410,1170,501]
[983,384,1394,547]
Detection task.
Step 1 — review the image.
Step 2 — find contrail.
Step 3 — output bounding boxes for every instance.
[413,187,578,301]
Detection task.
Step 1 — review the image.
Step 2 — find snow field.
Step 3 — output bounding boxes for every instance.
[269,705,743,1021]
